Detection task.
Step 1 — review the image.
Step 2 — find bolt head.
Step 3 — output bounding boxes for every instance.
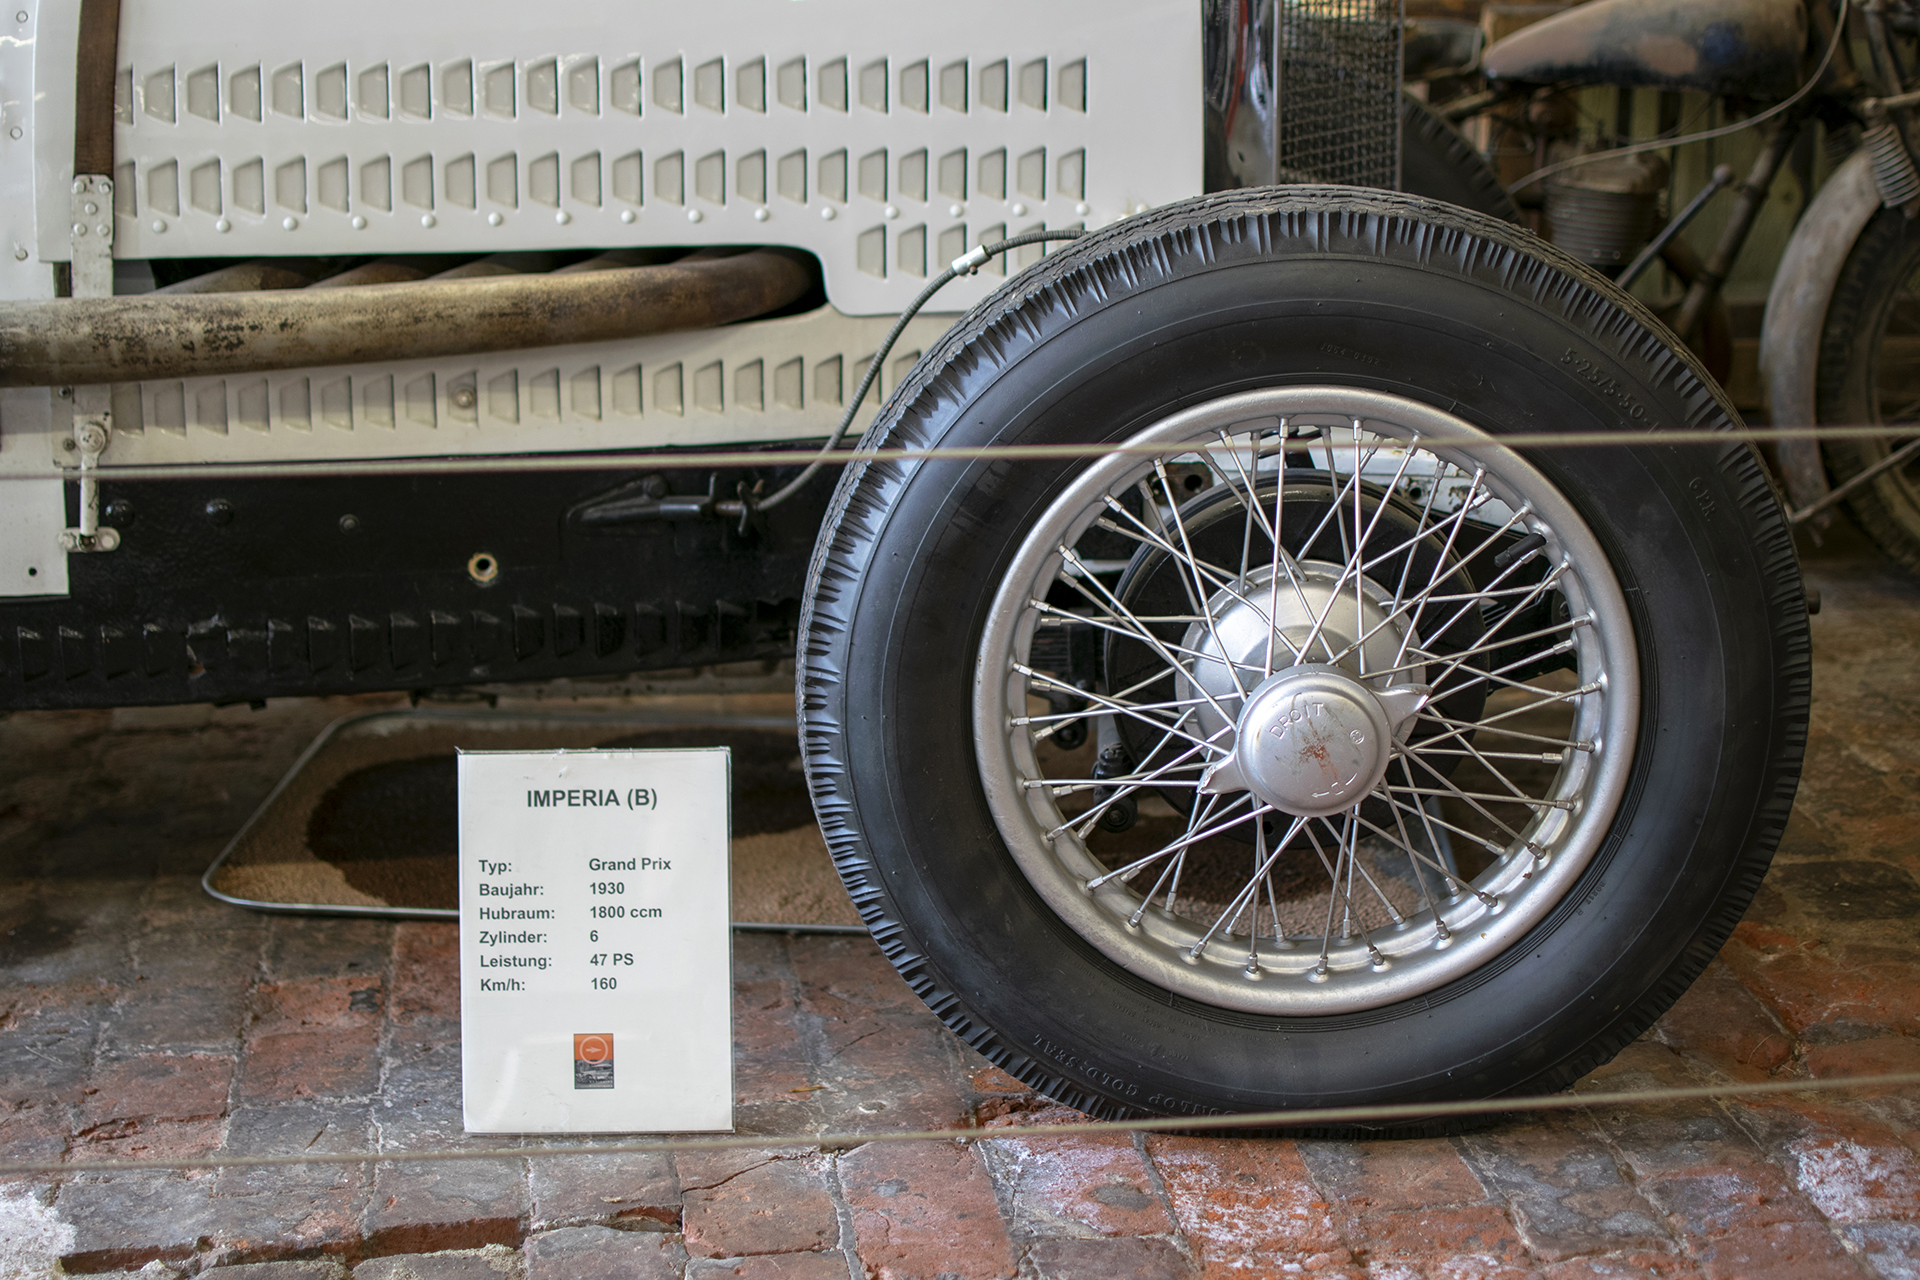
[204,498,235,526]
[338,513,361,534]
[451,387,478,410]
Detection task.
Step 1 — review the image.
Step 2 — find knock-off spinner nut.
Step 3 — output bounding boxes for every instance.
[1202,665,1429,817]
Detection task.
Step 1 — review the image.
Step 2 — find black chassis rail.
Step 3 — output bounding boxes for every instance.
[0,455,827,710]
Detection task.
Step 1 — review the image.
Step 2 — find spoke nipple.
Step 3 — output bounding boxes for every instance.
[1243,963,1263,979]
[1126,911,1145,929]
[1307,962,1331,983]
[1183,946,1204,965]
[1479,892,1504,913]
[1528,842,1549,863]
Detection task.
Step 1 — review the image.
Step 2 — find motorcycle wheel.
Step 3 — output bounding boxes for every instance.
[1816,206,1920,573]
[798,188,1808,1132]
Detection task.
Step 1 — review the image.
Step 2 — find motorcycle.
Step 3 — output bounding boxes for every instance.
[1459,0,1920,566]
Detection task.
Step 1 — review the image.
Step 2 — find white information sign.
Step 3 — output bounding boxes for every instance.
[457,748,733,1134]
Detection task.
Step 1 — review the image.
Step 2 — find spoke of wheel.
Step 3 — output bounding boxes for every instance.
[1376,614,1588,680]
[1403,559,1570,692]
[1411,746,1567,764]
[1204,424,1312,674]
[1427,655,1582,708]
[1387,781,1570,812]
[1267,423,1290,676]
[1373,787,1508,860]
[1087,792,1268,890]
[1264,865,1288,946]
[1409,723,1543,807]
[1387,780,1451,942]
[1349,427,1427,679]
[1417,573,1575,697]
[1017,663,1223,754]
[1308,820,1347,977]
[1156,458,1250,701]
[1353,421,1366,676]
[1386,457,1448,622]
[1041,557,1241,727]
[1390,466,1487,666]
[1299,811,1401,940]
[1353,795,1466,895]
[1295,437,1371,577]
[1328,495,1529,670]
[1338,503,1533,669]
[1186,815,1310,961]
[1360,773,1489,902]
[1095,500,1290,645]
[1053,729,1229,841]
[1027,604,1257,698]
[1134,478,1207,619]
[1129,792,1219,925]
[1413,680,1599,748]
[1419,715,1594,753]
[1292,438,1393,661]
[1016,694,1210,729]
[1413,725,1543,805]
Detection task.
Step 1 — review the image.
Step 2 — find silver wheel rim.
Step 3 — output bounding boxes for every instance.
[973,387,1639,1015]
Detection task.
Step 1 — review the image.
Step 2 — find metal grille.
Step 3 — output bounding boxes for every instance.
[1277,0,1403,189]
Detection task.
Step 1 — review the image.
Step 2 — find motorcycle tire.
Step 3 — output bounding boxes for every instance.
[1816,205,1920,573]
[798,187,1809,1133]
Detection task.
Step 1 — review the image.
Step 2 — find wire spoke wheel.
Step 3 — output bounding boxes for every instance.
[977,389,1636,1014]
[800,189,1807,1127]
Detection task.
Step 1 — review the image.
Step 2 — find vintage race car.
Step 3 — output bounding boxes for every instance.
[0,0,1809,1130]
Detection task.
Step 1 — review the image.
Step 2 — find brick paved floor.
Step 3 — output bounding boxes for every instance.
[2,531,1919,1279]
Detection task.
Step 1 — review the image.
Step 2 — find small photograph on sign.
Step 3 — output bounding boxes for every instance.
[573,1033,615,1089]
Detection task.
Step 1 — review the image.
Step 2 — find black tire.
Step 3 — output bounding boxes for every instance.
[1816,206,1920,573]
[798,188,1808,1131]
[1400,92,1520,223]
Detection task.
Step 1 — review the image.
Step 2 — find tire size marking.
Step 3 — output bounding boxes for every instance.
[1687,476,1718,518]
[1560,349,1659,428]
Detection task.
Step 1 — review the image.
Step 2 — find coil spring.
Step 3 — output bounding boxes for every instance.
[1864,120,1920,207]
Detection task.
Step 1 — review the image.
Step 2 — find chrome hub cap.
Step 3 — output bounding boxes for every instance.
[1207,665,1428,817]
[974,387,1639,1015]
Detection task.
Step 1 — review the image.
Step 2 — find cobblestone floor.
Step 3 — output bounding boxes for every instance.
[2,531,1919,1280]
